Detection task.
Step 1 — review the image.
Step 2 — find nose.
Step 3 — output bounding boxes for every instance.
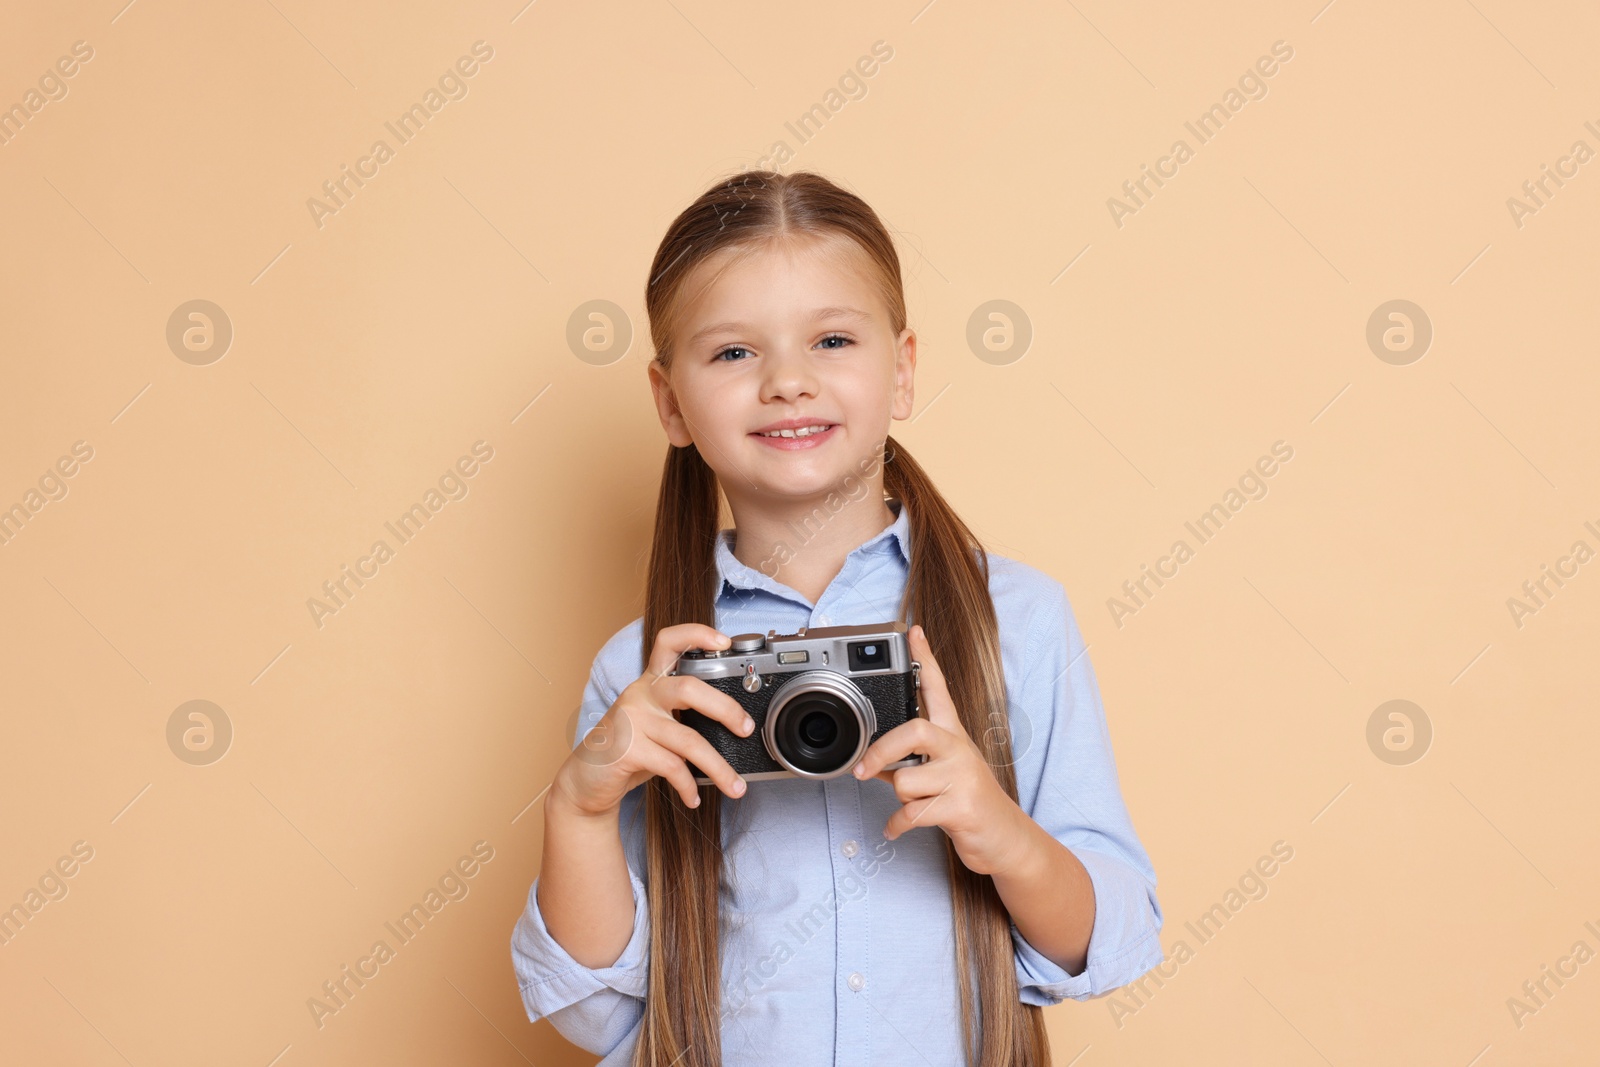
[759,344,820,404]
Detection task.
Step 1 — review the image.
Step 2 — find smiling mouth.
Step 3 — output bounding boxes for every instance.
[754,424,835,438]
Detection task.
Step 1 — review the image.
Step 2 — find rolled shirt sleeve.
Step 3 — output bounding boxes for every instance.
[510,625,653,1055]
[511,861,651,1054]
[1005,576,1164,1003]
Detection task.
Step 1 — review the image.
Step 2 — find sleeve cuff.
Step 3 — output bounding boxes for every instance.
[511,863,651,1022]
[1012,847,1164,1004]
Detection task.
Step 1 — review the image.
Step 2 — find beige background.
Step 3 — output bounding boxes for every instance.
[2,0,1597,1064]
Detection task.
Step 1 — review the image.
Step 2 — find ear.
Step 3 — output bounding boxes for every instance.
[648,359,695,447]
[890,327,917,422]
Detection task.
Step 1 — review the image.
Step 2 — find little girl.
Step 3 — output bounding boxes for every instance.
[511,171,1163,1067]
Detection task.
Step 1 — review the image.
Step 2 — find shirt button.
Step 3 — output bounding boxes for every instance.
[816,613,832,626]
[840,839,859,858]
[847,972,865,992]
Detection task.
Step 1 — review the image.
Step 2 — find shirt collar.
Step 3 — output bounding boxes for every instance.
[715,496,911,600]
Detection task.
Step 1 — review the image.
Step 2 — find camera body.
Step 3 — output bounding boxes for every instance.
[671,621,927,784]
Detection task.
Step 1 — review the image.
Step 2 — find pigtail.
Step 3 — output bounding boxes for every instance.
[635,442,727,1067]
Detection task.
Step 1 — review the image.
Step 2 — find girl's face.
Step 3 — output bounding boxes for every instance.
[648,235,916,507]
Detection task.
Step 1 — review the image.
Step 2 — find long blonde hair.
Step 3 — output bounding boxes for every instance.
[634,170,1051,1067]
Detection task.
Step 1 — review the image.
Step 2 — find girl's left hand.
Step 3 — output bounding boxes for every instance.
[851,624,1026,876]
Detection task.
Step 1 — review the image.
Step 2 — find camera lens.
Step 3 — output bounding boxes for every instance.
[763,672,877,778]
[799,708,838,748]
[775,696,857,774]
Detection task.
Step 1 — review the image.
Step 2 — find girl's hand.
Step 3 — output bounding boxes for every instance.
[551,623,755,820]
[850,624,1028,876]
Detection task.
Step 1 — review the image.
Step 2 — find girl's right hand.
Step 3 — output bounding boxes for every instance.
[551,623,756,819]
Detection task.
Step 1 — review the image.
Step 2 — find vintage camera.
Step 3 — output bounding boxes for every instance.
[671,621,927,784]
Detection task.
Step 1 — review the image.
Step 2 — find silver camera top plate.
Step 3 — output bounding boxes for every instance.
[673,620,911,681]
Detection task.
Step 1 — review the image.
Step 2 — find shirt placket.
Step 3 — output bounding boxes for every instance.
[826,774,870,1065]
[811,594,871,1065]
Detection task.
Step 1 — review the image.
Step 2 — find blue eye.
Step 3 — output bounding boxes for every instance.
[713,335,853,362]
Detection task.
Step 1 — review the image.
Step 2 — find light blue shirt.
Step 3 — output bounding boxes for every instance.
[511,497,1163,1065]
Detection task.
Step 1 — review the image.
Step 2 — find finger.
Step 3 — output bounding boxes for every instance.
[851,717,944,781]
[883,790,951,840]
[883,761,942,803]
[646,623,731,678]
[647,716,749,800]
[869,757,922,785]
[636,743,705,808]
[654,674,755,738]
[907,624,961,733]
[883,805,913,840]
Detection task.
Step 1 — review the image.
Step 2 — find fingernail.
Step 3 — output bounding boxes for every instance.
[853,762,865,778]
[743,717,755,735]
[690,794,701,807]
[732,778,746,796]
